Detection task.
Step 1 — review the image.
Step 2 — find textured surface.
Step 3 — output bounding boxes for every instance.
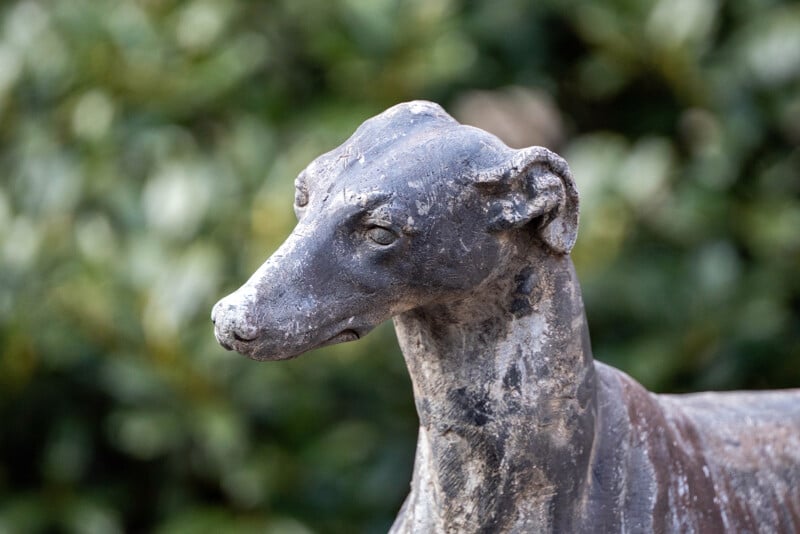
[213,102,800,533]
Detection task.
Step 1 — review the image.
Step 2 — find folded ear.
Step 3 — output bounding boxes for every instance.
[475,146,579,254]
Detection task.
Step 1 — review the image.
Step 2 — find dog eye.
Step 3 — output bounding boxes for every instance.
[366,226,397,246]
[294,184,308,208]
[294,186,309,207]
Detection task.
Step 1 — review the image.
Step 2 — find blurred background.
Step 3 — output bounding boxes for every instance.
[1,0,798,532]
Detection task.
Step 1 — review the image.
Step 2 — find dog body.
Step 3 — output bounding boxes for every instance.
[213,102,800,533]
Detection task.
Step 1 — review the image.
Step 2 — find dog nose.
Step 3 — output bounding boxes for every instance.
[211,297,259,350]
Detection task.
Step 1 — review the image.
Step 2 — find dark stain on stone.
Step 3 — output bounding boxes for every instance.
[503,364,521,391]
[514,266,536,294]
[449,387,493,427]
[510,266,537,317]
[510,297,531,317]
[436,440,467,501]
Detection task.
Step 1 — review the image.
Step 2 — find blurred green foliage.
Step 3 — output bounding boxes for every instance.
[0,0,798,532]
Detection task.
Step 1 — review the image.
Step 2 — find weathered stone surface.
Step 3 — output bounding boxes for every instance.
[212,101,800,533]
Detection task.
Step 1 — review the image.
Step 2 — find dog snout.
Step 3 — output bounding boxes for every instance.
[211,295,260,350]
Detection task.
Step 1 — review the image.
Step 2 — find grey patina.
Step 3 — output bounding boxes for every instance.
[212,101,800,533]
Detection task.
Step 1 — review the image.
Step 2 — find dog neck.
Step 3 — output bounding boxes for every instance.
[391,243,597,533]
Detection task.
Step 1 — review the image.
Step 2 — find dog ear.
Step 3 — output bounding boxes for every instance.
[475,146,579,254]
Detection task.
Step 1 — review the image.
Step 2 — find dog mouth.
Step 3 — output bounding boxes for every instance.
[271,328,360,359]
[317,329,360,349]
[220,326,365,362]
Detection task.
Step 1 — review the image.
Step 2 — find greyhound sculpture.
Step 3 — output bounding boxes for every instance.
[212,101,800,533]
